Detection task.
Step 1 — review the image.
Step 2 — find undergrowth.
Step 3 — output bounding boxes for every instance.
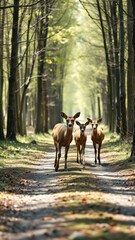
[102,125,135,171]
[0,132,53,194]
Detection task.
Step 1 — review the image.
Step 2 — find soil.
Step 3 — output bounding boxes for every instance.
[0,132,135,239]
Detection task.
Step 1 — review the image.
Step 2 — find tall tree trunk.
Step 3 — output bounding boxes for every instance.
[18,6,27,135]
[127,0,134,137]
[119,0,127,138]
[0,0,5,140]
[36,0,49,133]
[96,0,112,131]
[98,96,101,119]
[111,1,120,134]
[103,0,115,132]
[131,0,135,156]
[18,7,34,135]
[7,0,19,140]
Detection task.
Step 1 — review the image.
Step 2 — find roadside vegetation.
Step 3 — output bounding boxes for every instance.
[0,132,53,194]
[103,126,135,172]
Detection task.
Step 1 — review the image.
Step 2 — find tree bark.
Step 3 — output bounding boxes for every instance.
[96,0,112,131]
[103,0,115,132]
[111,1,120,134]
[0,0,5,139]
[36,0,49,133]
[119,0,127,138]
[7,0,19,140]
[131,0,135,156]
[127,0,134,137]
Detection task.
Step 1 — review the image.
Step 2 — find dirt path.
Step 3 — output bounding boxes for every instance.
[1,131,135,239]
[85,138,135,223]
[0,148,63,240]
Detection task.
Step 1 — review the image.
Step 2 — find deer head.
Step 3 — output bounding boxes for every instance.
[61,112,80,128]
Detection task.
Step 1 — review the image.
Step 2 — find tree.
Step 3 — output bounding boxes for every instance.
[119,0,127,138]
[36,0,50,133]
[7,0,19,140]
[131,0,135,156]
[96,0,113,131]
[0,0,5,139]
[127,0,134,136]
[111,0,120,134]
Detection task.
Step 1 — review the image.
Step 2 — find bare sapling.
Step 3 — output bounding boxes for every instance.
[52,112,80,171]
[74,120,89,167]
[87,118,104,164]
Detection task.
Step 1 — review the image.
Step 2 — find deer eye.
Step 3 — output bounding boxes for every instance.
[71,120,74,123]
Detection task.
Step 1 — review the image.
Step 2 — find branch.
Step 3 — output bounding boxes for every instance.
[78,0,102,30]
[0,1,41,9]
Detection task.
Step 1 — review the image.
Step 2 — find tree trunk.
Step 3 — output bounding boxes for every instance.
[111,1,120,134]
[18,7,34,135]
[98,96,101,119]
[0,0,5,139]
[127,0,134,137]
[103,0,115,132]
[131,0,135,156]
[96,0,112,131]
[7,0,19,140]
[36,0,49,133]
[119,0,127,138]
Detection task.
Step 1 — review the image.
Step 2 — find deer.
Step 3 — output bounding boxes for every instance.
[87,118,104,165]
[52,112,80,171]
[74,120,89,167]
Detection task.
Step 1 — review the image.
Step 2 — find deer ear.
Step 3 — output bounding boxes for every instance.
[76,121,80,126]
[61,112,67,119]
[85,121,89,126]
[73,112,80,119]
[97,118,102,123]
[87,118,92,123]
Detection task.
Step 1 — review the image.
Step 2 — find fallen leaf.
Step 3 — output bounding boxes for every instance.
[42,217,53,221]
[109,222,117,227]
[82,198,87,202]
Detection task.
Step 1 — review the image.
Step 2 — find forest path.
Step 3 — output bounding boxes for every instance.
[1,129,135,239]
[1,148,63,240]
[85,132,135,221]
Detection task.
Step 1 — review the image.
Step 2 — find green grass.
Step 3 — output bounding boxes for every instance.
[0,132,53,195]
[102,125,135,171]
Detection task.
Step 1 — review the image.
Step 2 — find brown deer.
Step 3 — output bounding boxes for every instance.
[74,120,89,167]
[87,118,104,164]
[52,112,80,171]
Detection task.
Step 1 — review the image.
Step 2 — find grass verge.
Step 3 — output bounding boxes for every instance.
[0,132,53,195]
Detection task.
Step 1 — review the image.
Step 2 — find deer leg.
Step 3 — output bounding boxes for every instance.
[98,144,101,164]
[65,145,69,171]
[80,146,83,164]
[82,145,85,168]
[54,143,58,168]
[77,146,79,163]
[55,144,61,171]
[94,144,97,164]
